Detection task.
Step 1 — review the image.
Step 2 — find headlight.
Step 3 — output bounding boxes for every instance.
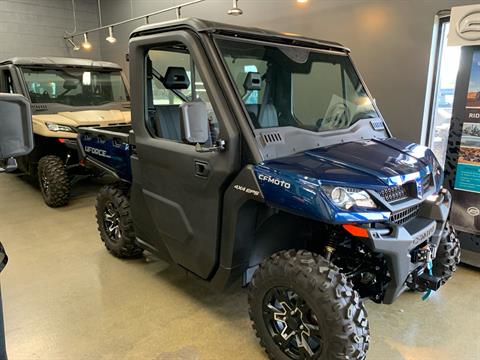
[45,122,75,133]
[322,185,377,210]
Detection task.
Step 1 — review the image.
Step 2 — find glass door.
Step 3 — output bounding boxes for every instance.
[427,20,461,166]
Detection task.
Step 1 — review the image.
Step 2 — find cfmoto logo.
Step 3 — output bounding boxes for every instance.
[258,174,291,189]
[467,207,480,217]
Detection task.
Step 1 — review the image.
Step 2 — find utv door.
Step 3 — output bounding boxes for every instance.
[129,31,240,279]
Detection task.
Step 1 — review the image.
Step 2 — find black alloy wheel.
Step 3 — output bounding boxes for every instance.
[103,201,122,243]
[263,287,324,359]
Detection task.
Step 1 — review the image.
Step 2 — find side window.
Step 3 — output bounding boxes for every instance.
[146,44,219,144]
[0,70,15,94]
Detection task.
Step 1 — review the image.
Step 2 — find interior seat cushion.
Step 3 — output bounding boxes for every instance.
[154,105,182,141]
[245,104,279,128]
[258,104,279,128]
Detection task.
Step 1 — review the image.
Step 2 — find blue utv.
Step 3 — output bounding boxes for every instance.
[78,18,460,360]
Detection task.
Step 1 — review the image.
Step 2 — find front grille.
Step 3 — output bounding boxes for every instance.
[379,184,409,203]
[390,204,420,225]
[380,173,432,203]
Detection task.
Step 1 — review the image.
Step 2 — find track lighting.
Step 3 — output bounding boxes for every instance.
[82,33,92,50]
[65,0,206,49]
[67,38,80,51]
[228,0,243,16]
[106,26,117,44]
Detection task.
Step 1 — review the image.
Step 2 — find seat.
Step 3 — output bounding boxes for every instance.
[245,104,279,128]
[153,105,182,141]
[153,103,214,144]
[258,104,279,128]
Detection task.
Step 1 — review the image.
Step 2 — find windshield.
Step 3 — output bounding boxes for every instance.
[216,38,379,132]
[22,67,129,106]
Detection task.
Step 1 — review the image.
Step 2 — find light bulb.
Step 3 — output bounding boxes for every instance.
[106,26,116,44]
[228,0,243,16]
[67,38,80,51]
[82,33,92,50]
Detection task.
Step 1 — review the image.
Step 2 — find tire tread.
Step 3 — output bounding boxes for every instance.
[37,155,70,207]
[248,250,369,360]
[95,184,142,259]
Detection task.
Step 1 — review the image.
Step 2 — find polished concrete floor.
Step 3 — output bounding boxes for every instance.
[0,174,479,360]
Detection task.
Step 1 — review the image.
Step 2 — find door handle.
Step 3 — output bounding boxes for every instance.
[194,160,209,177]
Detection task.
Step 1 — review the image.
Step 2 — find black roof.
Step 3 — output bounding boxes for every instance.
[0,57,122,69]
[131,18,349,53]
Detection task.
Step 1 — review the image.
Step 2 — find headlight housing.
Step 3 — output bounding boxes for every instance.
[322,185,377,210]
[45,122,75,133]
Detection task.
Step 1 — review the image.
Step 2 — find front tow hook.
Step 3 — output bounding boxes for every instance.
[417,272,442,292]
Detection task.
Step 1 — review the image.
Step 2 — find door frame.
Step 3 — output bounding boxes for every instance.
[128,29,242,279]
[422,11,451,148]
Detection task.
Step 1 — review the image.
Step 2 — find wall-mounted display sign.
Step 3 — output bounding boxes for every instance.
[446,4,480,267]
[453,51,480,195]
[448,48,480,236]
[445,45,480,267]
[444,12,480,265]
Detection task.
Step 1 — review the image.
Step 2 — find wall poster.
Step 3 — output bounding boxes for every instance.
[454,51,480,194]
[449,49,480,235]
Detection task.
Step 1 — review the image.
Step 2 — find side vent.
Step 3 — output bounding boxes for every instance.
[370,119,385,131]
[261,131,283,145]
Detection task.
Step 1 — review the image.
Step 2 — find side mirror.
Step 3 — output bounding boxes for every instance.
[180,101,209,144]
[0,94,34,166]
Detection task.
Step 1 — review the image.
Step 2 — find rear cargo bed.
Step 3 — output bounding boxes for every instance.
[77,125,133,181]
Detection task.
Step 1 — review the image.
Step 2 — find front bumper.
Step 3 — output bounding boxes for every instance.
[364,189,451,304]
[61,138,80,151]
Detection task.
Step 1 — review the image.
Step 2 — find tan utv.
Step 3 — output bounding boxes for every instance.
[0,57,130,207]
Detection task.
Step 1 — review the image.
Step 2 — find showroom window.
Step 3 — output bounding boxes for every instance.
[146,44,219,143]
[425,16,461,166]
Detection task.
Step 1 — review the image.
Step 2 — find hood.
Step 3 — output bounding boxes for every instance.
[259,138,437,189]
[254,138,440,223]
[32,110,131,138]
[33,109,131,127]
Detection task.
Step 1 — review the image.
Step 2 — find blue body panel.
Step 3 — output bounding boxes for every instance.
[254,139,442,224]
[80,132,132,181]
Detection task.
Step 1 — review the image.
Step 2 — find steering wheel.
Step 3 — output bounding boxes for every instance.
[351,111,376,124]
[319,103,351,130]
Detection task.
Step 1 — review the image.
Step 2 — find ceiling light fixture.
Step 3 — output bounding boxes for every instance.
[228,0,243,16]
[105,26,117,43]
[297,0,308,3]
[67,38,80,51]
[82,33,92,50]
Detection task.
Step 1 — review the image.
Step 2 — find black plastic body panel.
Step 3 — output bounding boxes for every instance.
[15,134,79,176]
[365,191,451,304]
